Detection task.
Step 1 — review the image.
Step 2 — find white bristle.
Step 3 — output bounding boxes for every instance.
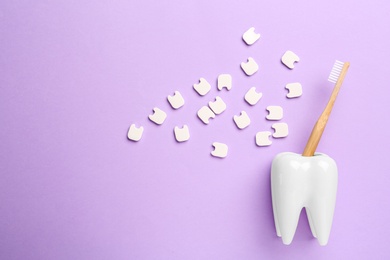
[328,60,344,83]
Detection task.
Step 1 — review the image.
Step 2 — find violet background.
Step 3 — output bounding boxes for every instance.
[1,0,390,259]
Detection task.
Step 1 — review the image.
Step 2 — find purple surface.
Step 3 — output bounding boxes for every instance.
[1,1,390,259]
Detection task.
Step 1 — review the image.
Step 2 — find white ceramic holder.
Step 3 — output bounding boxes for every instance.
[271,152,338,246]
[270,61,349,246]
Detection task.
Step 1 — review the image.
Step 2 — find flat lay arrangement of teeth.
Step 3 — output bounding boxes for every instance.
[128,27,302,158]
[128,26,349,247]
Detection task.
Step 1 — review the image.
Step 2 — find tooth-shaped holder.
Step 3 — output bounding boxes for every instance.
[271,152,338,246]
[271,62,350,246]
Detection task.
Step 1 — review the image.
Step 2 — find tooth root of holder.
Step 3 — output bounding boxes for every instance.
[271,152,338,246]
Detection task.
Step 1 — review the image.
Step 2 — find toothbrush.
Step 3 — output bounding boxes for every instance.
[302,60,350,156]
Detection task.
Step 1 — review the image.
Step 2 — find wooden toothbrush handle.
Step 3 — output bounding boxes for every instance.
[302,62,350,156]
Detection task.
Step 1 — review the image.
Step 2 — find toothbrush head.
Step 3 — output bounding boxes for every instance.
[328,60,344,83]
[328,60,350,84]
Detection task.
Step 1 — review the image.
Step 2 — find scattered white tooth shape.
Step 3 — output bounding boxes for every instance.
[148,107,167,125]
[285,83,302,98]
[255,131,272,146]
[174,125,190,142]
[217,74,232,91]
[242,27,260,45]
[208,96,226,115]
[271,152,338,246]
[233,111,251,129]
[241,57,259,76]
[211,142,228,158]
[127,124,144,142]
[272,123,288,138]
[197,106,215,124]
[245,87,262,105]
[281,50,300,69]
[193,78,211,96]
[266,106,283,120]
[167,91,185,109]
